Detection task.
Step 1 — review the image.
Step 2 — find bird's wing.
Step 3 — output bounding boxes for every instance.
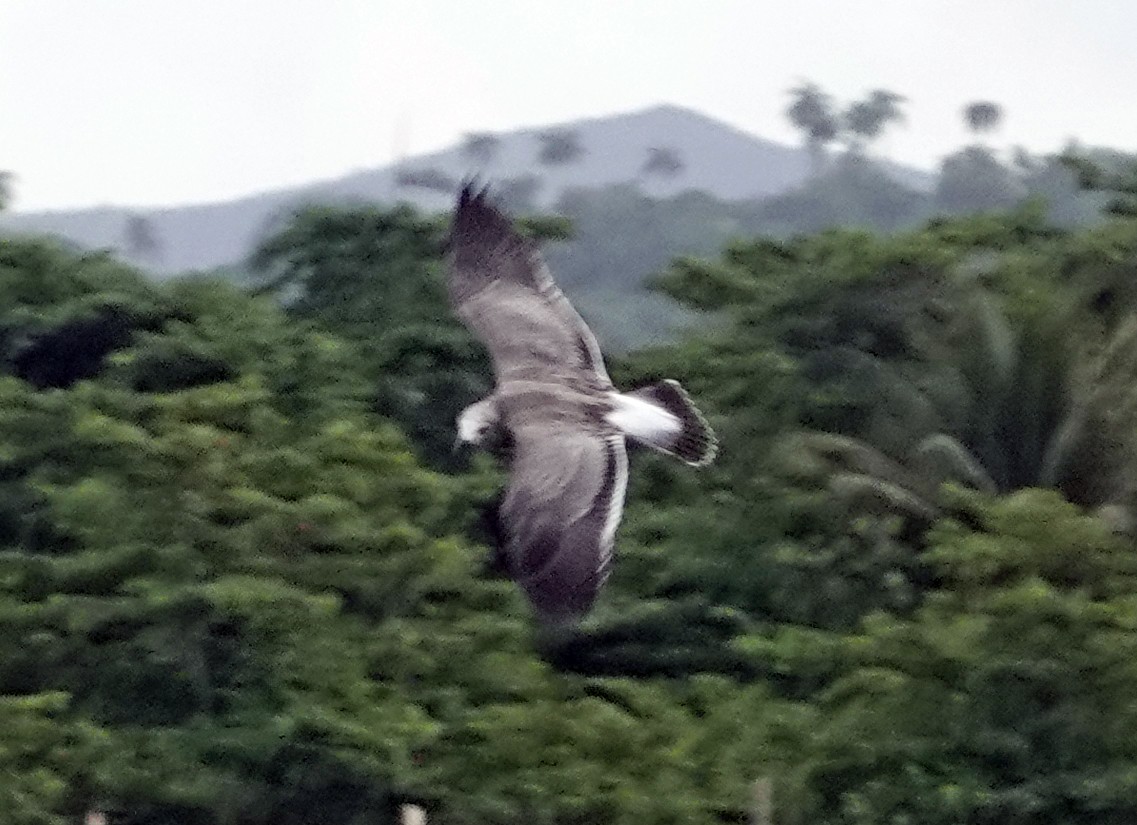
[447,184,610,385]
[499,422,628,624]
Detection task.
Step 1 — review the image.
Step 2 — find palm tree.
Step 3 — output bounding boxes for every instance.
[868,90,905,121]
[786,82,840,175]
[641,146,684,180]
[536,129,585,167]
[461,132,501,170]
[639,146,685,198]
[783,292,1137,533]
[843,90,906,155]
[963,101,1003,137]
[124,213,161,263]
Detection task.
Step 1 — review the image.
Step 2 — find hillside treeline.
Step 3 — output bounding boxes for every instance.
[448,143,1133,351]
[2,165,1137,824]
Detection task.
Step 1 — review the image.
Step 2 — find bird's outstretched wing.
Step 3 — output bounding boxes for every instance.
[497,422,628,624]
[447,184,610,385]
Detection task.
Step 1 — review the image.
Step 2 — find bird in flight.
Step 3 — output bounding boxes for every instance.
[447,184,716,625]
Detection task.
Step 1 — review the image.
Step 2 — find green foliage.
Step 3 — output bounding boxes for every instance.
[1061,151,1137,219]
[795,491,1137,824]
[786,82,840,173]
[0,693,85,825]
[601,199,1137,822]
[0,241,484,822]
[0,234,815,825]
[249,205,491,469]
[9,164,1137,824]
[603,205,1137,668]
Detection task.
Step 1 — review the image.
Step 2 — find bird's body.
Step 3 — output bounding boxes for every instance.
[447,184,715,624]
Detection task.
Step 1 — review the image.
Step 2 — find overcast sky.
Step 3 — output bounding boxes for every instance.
[2,0,1135,212]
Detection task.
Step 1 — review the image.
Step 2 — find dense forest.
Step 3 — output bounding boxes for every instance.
[396,92,1130,351]
[3,94,1137,824]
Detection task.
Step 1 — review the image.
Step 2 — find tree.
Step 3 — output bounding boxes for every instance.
[933,102,1018,214]
[123,214,161,264]
[15,148,1137,825]
[786,295,1137,538]
[794,490,1137,824]
[1014,149,1099,227]
[536,128,585,166]
[843,90,906,156]
[0,692,86,825]
[1059,149,1137,220]
[963,100,1003,137]
[786,82,840,175]
[753,153,926,234]
[641,146,685,180]
[635,208,1137,634]
[934,146,1025,214]
[249,205,490,469]
[460,132,501,170]
[3,235,798,825]
[706,208,1137,539]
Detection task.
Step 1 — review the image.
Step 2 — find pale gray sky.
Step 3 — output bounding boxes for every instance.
[2,0,1134,211]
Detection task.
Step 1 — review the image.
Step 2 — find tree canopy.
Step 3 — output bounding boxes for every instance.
[4,129,1137,824]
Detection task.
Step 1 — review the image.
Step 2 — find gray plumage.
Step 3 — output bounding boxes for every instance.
[447,184,715,625]
[448,186,610,388]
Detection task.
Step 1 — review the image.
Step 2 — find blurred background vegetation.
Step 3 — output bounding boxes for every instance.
[3,85,1137,824]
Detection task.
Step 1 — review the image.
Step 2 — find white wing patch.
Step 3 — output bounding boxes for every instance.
[597,434,628,575]
[605,391,682,445]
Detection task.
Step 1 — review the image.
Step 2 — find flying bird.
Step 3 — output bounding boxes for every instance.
[447,184,716,625]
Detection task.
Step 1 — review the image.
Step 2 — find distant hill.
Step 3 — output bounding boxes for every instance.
[0,104,930,276]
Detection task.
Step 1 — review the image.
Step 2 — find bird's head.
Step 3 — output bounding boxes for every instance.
[455,398,498,451]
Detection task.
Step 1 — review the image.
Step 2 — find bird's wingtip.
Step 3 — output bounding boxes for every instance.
[451,177,515,247]
[457,176,493,208]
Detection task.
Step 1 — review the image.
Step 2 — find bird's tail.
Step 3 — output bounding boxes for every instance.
[608,380,717,466]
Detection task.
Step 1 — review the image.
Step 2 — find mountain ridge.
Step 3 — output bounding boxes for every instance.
[0,104,932,275]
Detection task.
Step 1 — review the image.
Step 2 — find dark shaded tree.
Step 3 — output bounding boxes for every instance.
[1059,149,1137,219]
[123,214,161,264]
[963,100,1003,136]
[536,128,585,166]
[791,490,1137,824]
[0,235,800,825]
[843,89,905,155]
[934,146,1025,214]
[394,167,458,194]
[754,154,926,234]
[460,132,501,169]
[786,82,840,175]
[249,205,488,469]
[641,146,685,180]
